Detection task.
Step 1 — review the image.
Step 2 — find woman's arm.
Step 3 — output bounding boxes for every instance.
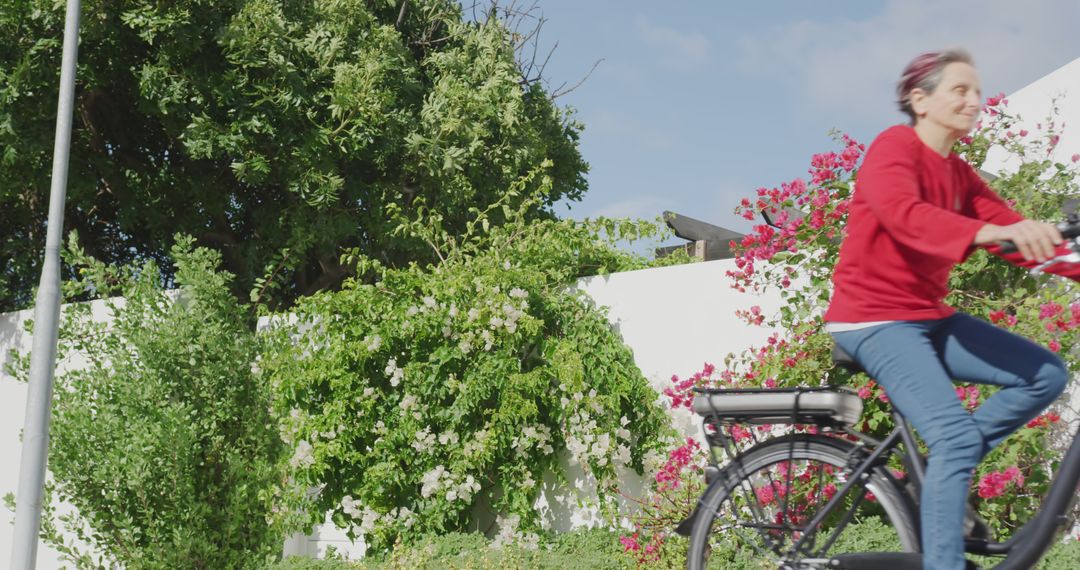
[974,221,1061,262]
[964,165,1062,262]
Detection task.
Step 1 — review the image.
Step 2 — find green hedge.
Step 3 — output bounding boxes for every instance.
[268,526,1080,570]
[271,529,633,569]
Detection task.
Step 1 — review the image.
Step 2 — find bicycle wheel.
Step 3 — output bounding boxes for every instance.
[687,434,919,570]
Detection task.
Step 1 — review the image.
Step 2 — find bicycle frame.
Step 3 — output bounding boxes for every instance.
[696,399,922,562]
[785,412,923,557]
[842,414,1080,570]
[847,415,1079,570]
[699,401,1080,569]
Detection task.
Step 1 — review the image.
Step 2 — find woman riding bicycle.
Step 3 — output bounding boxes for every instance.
[825,49,1079,570]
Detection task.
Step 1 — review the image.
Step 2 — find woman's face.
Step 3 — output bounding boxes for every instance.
[911,62,982,135]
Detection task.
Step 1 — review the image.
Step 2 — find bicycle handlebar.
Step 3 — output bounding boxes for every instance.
[998,216,1080,254]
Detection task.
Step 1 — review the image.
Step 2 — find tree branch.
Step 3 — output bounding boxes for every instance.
[551,58,603,99]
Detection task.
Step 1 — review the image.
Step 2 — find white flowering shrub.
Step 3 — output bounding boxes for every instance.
[262,170,679,551]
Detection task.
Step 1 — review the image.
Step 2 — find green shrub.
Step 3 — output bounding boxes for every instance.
[8,236,304,569]
[1036,537,1080,569]
[272,556,358,570]
[263,173,678,552]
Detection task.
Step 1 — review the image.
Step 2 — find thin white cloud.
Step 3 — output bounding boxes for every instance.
[636,16,710,70]
[586,108,675,148]
[736,0,1080,120]
[600,61,647,84]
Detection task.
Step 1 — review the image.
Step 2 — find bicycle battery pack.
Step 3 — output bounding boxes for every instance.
[692,387,863,428]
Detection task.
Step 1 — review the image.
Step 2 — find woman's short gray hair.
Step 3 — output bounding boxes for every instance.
[896,49,975,123]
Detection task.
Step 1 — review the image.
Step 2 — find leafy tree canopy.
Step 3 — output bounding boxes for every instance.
[0,0,587,312]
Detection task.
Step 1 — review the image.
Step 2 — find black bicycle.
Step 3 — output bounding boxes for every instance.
[681,217,1080,570]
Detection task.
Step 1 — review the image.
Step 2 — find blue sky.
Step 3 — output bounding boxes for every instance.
[516,0,1080,247]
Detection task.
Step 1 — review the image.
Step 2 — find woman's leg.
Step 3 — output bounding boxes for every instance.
[833,321,984,570]
[931,313,1069,452]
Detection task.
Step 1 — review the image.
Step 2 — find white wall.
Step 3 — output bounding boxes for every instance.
[5,255,1080,562]
[982,57,1080,176]
[0,299,120,568]
[576,259,786,430]
[0,259,783,564]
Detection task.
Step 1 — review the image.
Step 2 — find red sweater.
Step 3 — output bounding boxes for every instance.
[825,125,1079,323]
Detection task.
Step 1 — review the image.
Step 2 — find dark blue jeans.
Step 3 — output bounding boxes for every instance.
[830,313,1068,570]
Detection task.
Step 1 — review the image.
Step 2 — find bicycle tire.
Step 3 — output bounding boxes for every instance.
[686,434,919,570]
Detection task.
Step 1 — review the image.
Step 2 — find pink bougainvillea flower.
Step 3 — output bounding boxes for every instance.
[620,534,641,552]
[1027,411,1061,429]
[954,385,981,410]
[1039,302,1064,320]
[978,476,1005,499]
[978,466,1024,499]
[755,484,775,505]
[730,424,752,443]
[654,437,702,492]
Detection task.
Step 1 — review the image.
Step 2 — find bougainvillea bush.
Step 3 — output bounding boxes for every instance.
[624,96,1080,561]
[261,168,683,553]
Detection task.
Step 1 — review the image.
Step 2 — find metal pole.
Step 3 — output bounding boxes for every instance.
[10,1,82,567]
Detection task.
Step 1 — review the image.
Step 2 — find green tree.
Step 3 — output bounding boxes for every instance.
[0,0,587,312]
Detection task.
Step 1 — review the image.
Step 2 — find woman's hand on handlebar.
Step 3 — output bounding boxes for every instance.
[975,220,1063,262]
